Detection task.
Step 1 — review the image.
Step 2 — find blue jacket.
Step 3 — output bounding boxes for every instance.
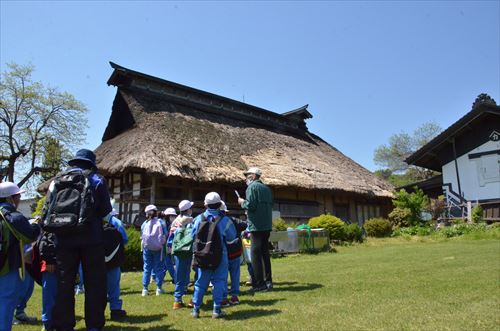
[56,168,112,247]
[109,215,128,246]
[191,209,238,258]
[0,202,41,270]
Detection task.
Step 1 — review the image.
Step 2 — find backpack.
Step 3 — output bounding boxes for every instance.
[37,232,57,264]
[0,207,33,277]
[172,224,194,258]
[42,169,95,235]
[226,237,243,260]
[193,213,223,270]
[142,218,165,251]
[103,222,125,270]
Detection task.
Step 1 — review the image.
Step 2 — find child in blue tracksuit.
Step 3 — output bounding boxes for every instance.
[162,208,177,285]
[38,231,57,331]
[190,193,237,319]
[141,205,166,296]
[170,200,194,309]
[219,202,247,306]
[106,210,128,320]
[0,182,41,331]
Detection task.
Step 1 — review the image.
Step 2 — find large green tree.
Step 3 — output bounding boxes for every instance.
[0,62,88,187]
[374,122,442,186]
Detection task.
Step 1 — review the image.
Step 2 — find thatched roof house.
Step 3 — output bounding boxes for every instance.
[96,62,393,224]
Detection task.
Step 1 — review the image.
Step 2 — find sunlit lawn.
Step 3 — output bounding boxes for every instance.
[15,237,500,330]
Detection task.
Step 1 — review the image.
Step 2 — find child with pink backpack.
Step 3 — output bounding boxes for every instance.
[141,205,167,296]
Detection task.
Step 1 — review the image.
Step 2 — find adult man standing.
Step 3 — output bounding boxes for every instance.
[48,149,112,331]
[238,167,273,292]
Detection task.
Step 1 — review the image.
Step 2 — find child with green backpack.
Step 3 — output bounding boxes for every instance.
[170,200,195,309]
[0,182,41,331]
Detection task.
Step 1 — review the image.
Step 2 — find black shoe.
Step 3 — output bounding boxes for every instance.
[110,309,127,320]
[251,285,269,293]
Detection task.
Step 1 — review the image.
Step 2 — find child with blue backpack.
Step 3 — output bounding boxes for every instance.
[190,193,237,319]
[169,200,194,309]
[141,205,166,296]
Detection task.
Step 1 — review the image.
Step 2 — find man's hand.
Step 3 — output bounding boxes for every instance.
[238,198,245,206]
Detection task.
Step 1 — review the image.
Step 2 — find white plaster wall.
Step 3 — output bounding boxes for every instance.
[442,140,500,201]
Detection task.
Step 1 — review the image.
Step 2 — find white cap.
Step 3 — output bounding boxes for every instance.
[164,207,177,216]
[0,182,25,198]
[204,192,221,205]
[144,204,157,213]
[178,200,194,212]
[243,167,262,176]
[220,201,228,212]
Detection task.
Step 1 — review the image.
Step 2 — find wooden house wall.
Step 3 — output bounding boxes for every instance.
[107,172,392,226]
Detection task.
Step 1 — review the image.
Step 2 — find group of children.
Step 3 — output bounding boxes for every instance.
[140,192,253,318]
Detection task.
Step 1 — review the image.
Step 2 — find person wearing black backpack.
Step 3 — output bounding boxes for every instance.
[48,149,112,331]
[190,192,237,319]
[0,182,41,331]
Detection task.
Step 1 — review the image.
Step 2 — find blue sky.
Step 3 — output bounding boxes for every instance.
[1,1,499,172]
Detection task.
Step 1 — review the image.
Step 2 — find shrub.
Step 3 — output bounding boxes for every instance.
[388,207,412,228]
[364,218,392,237]
[273,218,287,231]
[308,214,345,240]
[392,188,429,225]
[343,223,364,243]
[393,225,435,237]
[123,227,143,271]
[471,205,484,223]
[32,196,46,218]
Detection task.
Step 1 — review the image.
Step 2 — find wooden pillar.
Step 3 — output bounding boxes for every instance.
[150,176,156,204]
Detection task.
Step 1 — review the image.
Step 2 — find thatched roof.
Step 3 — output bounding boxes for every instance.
[94,62,393,198]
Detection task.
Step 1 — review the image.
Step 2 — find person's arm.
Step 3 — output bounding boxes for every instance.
[110,216,129,245]
[224,218,237,242]
[6,211,41,242]
[94,175,113,218]
[241,186,258,211]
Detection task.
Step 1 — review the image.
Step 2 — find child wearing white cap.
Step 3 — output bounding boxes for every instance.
[140,205,166,296]
[190,192,238,319]
[162,207,177,285]
[169,200,195,309]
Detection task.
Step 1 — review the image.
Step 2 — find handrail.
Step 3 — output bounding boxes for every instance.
[442,183,465,203]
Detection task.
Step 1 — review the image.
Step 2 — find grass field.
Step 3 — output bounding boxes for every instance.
[13,237,500,331]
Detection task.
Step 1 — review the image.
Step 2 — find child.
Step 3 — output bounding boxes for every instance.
[220,202,247,306]
[38,232,57,331]
[141,205,166,296]
[105,209,128,319]
[162,208,177,285]
[169,200,194,309]
[190,192,237,319]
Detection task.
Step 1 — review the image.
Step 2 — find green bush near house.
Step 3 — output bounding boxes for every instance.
[392,188,429,225]
[308,214,345,240]
[388,207,412,227]
[343,223,364,242]
[273,217,288,231]
[32,196,46,218]
[471,205,484,223]
[123,227,143,271]
[364,218,393,237]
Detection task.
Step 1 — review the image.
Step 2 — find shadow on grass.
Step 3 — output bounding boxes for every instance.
[271,282,323,292]
[244,298,283,306]
[106,325,177,331]
[225,308,281,320]
[113,313,166,324]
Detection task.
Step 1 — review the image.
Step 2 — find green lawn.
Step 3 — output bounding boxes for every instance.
[14,237,500,330]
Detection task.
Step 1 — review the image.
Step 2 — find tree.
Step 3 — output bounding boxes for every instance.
[40,136,70,182]
[0,62,88,187]
[374,122,442,186]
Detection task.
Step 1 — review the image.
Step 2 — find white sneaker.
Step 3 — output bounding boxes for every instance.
[156,288,165,296]
[141,289,148,297]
